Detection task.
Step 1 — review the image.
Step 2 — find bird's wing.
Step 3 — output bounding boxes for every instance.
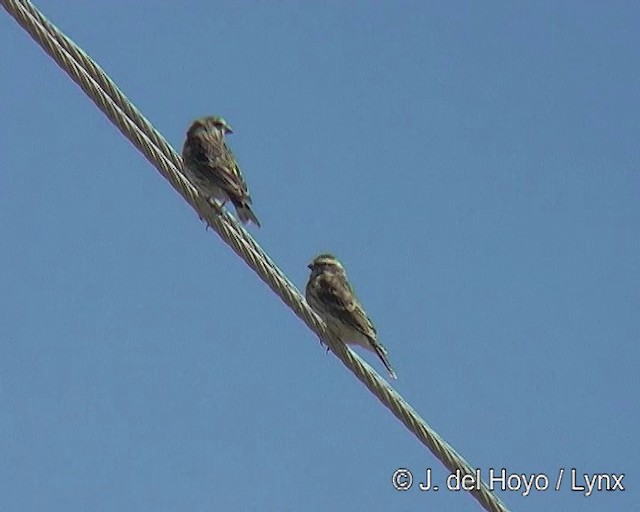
[317,273,377,340]
[315,273,397,379]
[222,141,253,201]
[192,131,250,202]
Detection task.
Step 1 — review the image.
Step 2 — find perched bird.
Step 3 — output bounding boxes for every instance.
[305,253,397,379]
[181,115,260,227]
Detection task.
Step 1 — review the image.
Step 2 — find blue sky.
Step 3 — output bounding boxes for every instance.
[1,1,638,510]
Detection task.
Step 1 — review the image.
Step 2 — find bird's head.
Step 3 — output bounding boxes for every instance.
[187,115,234,138]
[308,253,345,277]
[205,115,234,134]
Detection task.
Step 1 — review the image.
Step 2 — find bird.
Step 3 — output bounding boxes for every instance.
[305,253,397,379]
[181,115,260,227]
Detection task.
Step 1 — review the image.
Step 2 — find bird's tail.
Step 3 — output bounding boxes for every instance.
[371,340,397,380]
[235,203,261,227]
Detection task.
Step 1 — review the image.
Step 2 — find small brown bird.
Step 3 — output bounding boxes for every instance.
[181,115,260,226]
[305,253,397,379]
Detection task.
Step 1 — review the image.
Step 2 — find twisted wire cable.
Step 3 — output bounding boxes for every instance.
[1,1,510,511]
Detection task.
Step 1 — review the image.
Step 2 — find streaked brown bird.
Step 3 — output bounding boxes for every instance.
[181,115,260,227]
[305,253,397,379]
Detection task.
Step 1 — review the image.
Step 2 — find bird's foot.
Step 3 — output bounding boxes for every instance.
[205,197,227,219]
[200,198,224,230]
[210,199,224,214]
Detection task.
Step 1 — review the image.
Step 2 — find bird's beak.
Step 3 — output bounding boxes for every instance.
[307,263,313,270]
[226,127,234,134]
